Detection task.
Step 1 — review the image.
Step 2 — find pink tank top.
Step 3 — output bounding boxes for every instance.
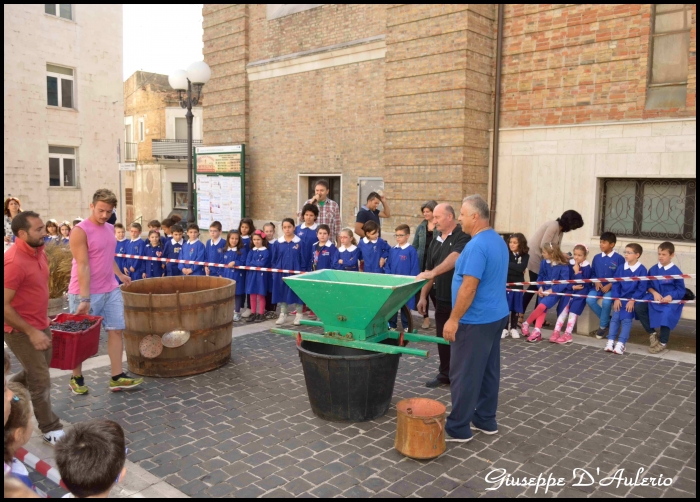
[68,219,119,295]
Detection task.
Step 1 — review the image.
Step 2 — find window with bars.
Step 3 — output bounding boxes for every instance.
[45,4,72,20]
[645,4,693,109]
[46,64,74,108]
[599,178,696,242]
[49,146,77,187]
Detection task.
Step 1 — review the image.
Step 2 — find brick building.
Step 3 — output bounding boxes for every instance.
[4,4,123,224]
[202,4,695,297]
[122,71,203,225]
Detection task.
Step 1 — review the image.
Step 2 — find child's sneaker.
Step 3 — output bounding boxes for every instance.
[241,308,252,318]
[42,429,65,446]
[595,327,608,339]
[556,333,572,344]
[307,311,317,319]
[233,312,242,322]
[521,322,530,337]
[275,313,287,325]
[293,312,303,326]
[613,342,625,355]
[109,373,144,392]
[649,332,659,348]
[526,329,541,342]
[265,310,277,320]
[548,331,561,343]
[604,340,614,352]
[510,328,521,339]
[501,329,509,339]
[649,342,666,354]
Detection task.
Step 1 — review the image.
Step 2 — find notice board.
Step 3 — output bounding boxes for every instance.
[194,145,245,231]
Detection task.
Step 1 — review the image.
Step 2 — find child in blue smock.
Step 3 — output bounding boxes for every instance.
[312,224,338,271]
[178,224,206,276]
[222,230,248,321]
[125,223,145,281]
[246,230,272,322]
[205,221,226,278]
[163,224,184,277]
[114,223,128,284]
[552,244,592,344]
[605,243,647,355]
[296,204,319,317]
[504,233,530,339]
[522,243,570,343]
[385,224,419,330]
[635,241,686,354]
[586,232,626,339]
[143,231,165,279]
[59,221,71,245]
[263,222,278,319]
[334,228,362,271]
[272,218,308,326]
[357,220,390,273]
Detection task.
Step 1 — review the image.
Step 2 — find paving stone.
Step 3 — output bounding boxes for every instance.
[310,483,343,498]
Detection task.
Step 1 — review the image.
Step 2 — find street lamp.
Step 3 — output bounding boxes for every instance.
[169,61,211,224]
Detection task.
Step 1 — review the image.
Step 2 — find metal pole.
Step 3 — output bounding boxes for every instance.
[186,79,195,225]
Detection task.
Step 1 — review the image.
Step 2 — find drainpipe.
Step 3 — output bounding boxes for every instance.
[489,4,504,227]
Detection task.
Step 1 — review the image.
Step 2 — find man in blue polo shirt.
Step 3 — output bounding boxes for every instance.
[442,195,509,443]
[355,192,391,238]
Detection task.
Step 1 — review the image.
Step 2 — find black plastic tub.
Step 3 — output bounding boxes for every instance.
[297,340,401,422]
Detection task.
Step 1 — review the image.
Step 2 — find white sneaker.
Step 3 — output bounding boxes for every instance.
[241,308,252,318]
[613,342,625,355]
[501,329,509,339]
[233,312,242,322]
[275,313,287,325]
[604,340,614,352]
[293,312,303,326]
[43,429,65,446]
[510,328,521,339]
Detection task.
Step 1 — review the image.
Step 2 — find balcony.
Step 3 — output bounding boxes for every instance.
[152,139,203,159]
[123,142,137,161]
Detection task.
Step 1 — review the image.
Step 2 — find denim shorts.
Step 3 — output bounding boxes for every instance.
[68,288,126,331]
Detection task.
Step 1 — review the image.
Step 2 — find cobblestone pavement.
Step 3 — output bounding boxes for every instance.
[33,325,695,498]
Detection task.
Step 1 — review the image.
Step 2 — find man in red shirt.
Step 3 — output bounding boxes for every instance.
[4,211,65,445]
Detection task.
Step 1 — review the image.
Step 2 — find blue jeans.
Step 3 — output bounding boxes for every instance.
[607,311,632,344]
[586,290,614,328]
[388,308,409,330]
[445,315,508,440]
[68,288,125,331]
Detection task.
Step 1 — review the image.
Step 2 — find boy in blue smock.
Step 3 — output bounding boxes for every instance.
[163,224,184,277]
[273,218,308,326]
[296,204,319,317]
[635,241,686,354]
[386,224,419,330]
[124,223,145,281]
[114,223,128,284]
[179,224,206,276]
[604,243,647,355]
[358,220,390,273]
[204,221,226,277]
[587,232,626,339]
[312,224,338,271]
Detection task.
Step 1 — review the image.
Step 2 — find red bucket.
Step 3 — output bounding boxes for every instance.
[49,314,103,370]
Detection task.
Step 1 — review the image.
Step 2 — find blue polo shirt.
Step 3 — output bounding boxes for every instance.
[452,229,509,324]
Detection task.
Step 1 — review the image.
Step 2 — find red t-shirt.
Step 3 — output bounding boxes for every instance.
[4,239,50,333]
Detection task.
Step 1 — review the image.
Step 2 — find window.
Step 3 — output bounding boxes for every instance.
[645,4,693,109]
[172,183,189,209]
[48,146,77,187]
[46,64,74,108]
[125,188,134,206]
[175,117,188,140]
[45,4,72,20]
[138,118,145,142]
[599,178,696,242]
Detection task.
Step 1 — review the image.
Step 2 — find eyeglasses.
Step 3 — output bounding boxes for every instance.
[394,234,407,238]
[623,251,638,255]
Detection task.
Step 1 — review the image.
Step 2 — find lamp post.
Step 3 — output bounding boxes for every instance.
[168,61,211,224]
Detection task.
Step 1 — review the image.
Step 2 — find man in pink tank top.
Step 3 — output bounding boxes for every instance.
[68,189,144,395]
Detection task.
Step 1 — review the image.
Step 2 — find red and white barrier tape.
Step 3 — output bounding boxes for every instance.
[115,253,304,274]
[15,447,68,490]
[505,288,695,304]
[506,273,693,287]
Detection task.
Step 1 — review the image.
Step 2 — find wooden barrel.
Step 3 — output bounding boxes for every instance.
[121,276,235,377]
[395,398,446,459]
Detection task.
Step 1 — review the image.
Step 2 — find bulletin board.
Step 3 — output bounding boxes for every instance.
[194,145,245,231]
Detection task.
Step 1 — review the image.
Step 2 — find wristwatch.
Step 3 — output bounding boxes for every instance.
[79,297,91,303]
